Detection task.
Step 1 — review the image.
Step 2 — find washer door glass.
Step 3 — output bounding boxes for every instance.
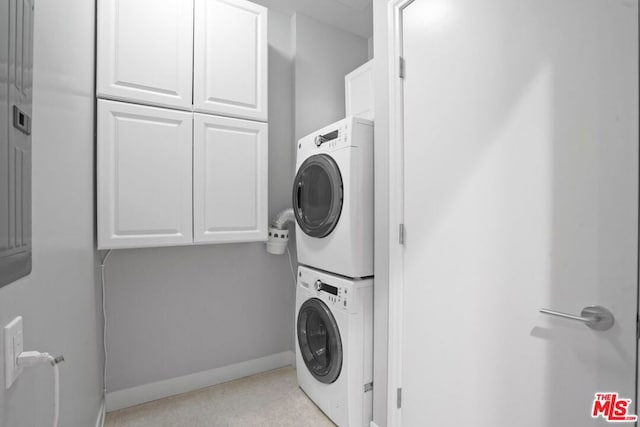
[292,154,343,238]
[297,298,342,384]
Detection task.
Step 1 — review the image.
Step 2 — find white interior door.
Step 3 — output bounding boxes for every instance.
[396,0,638,426]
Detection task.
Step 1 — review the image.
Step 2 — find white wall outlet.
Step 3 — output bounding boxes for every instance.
[4,316,24,389]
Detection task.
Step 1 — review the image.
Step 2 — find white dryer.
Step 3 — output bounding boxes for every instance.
[293,117,374,278]
[295,265,373,427]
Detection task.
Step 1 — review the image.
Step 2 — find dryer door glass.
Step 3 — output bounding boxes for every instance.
[297,298,342,384]
[292,154,343,238]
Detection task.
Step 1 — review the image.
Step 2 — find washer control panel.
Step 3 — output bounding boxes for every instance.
[300,276,350,311]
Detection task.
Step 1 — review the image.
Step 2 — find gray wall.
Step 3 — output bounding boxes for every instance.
[293,13,369,140]
[105,8,370,396]
[0,0,103,425]
[0,1,373,424]
[104,8,297,393]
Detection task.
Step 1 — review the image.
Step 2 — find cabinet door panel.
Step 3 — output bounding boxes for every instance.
[194,0,267,121]
[98,100,193,249]
[193,113,267,243]
[345,60,374,120]
[97,0,193,109]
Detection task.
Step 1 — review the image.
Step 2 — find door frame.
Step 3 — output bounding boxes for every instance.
[385,0,413,425]
[384,1,640,426]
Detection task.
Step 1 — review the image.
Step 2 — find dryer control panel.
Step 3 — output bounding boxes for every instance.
[296,116,373,161]
[312,123,348,150]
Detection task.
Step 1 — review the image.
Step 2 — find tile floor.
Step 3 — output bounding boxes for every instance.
[105,367,335,427]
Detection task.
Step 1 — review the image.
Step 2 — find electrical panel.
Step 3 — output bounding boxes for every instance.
[0,0,34,288]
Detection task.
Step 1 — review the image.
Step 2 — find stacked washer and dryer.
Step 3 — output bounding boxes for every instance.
[292,61,375,427]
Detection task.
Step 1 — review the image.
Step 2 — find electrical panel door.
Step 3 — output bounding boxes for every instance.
[1,0,33,288]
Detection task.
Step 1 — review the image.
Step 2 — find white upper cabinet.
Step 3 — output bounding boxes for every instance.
[194,0,268,121]
[96,0,269,249]
[193,113,268,243]
[98,100,193,249]
[97,0,194,110]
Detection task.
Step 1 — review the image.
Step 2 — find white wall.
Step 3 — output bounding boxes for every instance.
[104,8,297,395]
[293,13,369,140]
[252,0,373,38]
[372,1,391,425]
[0,0,103,425]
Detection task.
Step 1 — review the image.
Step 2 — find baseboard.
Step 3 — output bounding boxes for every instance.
[95,399,105,427]
[106,350,295,412]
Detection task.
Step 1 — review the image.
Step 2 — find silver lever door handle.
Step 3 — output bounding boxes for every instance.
[539,305,615,331]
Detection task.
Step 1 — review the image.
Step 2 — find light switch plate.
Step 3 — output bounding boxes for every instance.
[4,316,24,389]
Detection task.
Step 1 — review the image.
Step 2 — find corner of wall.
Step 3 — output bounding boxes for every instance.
[292,12,369,141]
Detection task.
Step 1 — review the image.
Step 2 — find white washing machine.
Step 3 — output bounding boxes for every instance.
[293,117,374,279]
[295,265,373,427]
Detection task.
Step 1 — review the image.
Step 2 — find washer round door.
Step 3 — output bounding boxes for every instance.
[297,298,343,384]
[292,154,343,238]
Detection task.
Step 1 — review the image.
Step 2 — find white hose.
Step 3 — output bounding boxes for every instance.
[15,351,61,426]
[100,250,112,396]
[41,354,59,427]
[286,246,296,285]
[52,362,59,427]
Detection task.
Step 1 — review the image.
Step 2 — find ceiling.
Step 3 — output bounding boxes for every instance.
[252,0,373,38]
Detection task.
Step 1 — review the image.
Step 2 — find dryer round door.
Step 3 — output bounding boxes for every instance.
[292,154,343,238]
[297,298,343,384]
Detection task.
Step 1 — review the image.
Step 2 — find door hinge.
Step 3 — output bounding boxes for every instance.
[399,56,406,79]
[637,314,639,340]
[399,223,405,245]
[397,387,402,409]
